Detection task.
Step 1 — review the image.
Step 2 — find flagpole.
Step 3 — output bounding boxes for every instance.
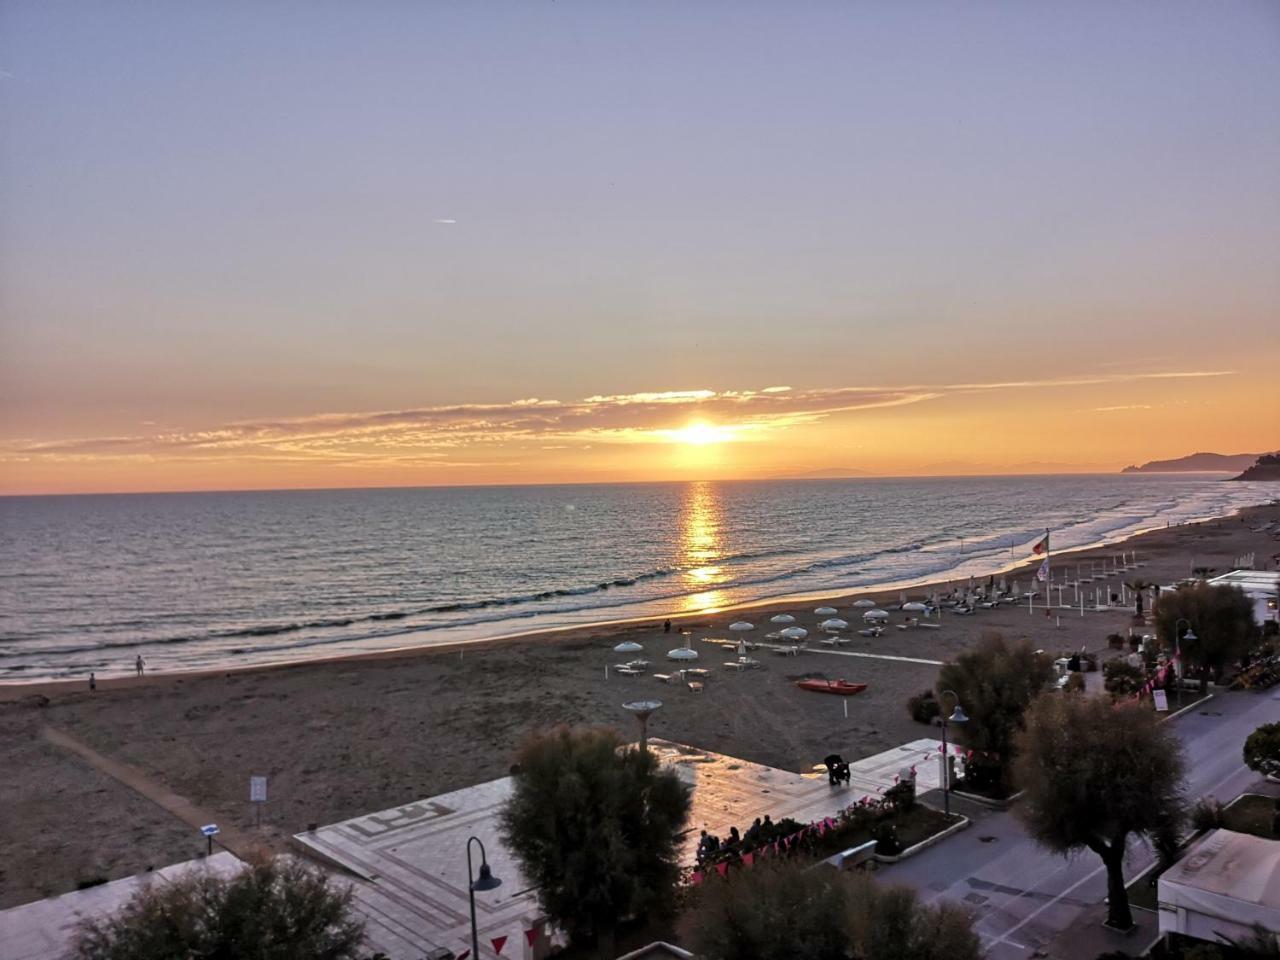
[1045,528,1051,603]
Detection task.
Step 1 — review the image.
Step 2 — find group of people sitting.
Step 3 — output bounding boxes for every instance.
[824,753,851,786]
[695,815,776,865]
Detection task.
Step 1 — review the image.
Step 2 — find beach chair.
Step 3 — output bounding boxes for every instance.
[652,673,675,684]
[614,666,641,677]
[688,681,704,693]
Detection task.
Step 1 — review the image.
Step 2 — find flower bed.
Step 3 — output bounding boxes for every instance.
[691,781,962,881]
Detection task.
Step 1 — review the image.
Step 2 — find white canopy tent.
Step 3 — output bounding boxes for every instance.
[1158,829,1280,944]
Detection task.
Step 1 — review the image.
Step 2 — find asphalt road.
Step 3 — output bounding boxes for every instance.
[879,687,1280,958]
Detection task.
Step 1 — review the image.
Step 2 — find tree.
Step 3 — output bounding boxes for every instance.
[688,860,980,960]
[1102,659,1146,698]
[71,857,365,960]
[1125,579,1155,619]
[1155,583,1257,690]
[500,726,691,955]
[936,633,1055,792]
[1244,722,1280,779]
[1012,695,1186,930]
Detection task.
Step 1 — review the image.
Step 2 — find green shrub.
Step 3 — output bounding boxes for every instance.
[1191,797,1225,832]
[1063,673,1086,694]
[907,690,940,724]
[1103,659,1145,698]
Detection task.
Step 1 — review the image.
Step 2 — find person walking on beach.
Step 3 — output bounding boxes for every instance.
[135,655,145,677]
[663,619,671,634]
[89,672,96,691]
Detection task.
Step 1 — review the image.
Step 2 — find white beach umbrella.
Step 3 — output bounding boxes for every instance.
[902,602,929,613]
[667,647,699,661]
[820,618,849,631]
[863,609,890,622]
[770,614,796,624]
[614,640,644,654]
[852,599,876,608]
[814,606,838,616]
[780,626,808,640]
[729,621,755,632]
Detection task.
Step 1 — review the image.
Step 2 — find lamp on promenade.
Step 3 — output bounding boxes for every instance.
[466,836,502,960]
[1173,619,1197,707]
[939,689,967,817]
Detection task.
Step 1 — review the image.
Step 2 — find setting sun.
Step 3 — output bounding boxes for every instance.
[667,420,734,446]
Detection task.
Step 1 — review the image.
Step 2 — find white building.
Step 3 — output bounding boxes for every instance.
[1207,570,1280,626]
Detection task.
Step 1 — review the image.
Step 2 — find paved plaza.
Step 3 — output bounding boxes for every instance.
[0,852,244,960]
[293,737,945,960]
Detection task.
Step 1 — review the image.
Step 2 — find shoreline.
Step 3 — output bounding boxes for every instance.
[5,498,1273,698]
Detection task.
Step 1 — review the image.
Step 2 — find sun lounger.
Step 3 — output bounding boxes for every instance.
[614,666,641,676]
[916,621,940,630]
[724,660,747,671]
[772,645,800,656]
[653,673,676,683]
[688,681,704,693]
[682,667,710,679]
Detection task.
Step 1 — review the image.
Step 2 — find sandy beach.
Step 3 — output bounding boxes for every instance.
[3,501,1278,909]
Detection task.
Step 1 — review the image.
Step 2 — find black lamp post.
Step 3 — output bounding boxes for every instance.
[939,689,967,817]
[1173,619,1197,707]
[467,836,502,960]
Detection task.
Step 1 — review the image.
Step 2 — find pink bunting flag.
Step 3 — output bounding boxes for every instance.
[456,952,470,960]
[525,929,540,946]
[491,935,508,956]
[690,871,704,885]
[716,862,729,877]
[743,852,755,867]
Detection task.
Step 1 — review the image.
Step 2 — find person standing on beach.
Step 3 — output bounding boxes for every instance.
[135,655,144,677]
[664,619,671,633]
[89,672,96,691]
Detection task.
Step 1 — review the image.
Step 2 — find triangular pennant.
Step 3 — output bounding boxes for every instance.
[742,852,755,867]
[715,862,728,876]
[455,952,470,960]
[690,870,703,885]
[491,935,508,955]
[525,929,540,946]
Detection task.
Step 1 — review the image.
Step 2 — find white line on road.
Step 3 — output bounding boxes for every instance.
[807,648,943,666]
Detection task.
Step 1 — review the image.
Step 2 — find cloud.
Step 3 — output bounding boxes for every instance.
[1092,404,1154,412]
[1,369,1232,467]
[433,218,457,224]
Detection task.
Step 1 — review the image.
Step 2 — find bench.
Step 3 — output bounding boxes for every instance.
[826,839,878,871]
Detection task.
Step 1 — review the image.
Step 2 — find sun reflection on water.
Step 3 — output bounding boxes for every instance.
[678,481,728,611]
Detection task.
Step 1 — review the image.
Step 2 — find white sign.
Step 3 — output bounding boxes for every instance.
[250,776,267,803]
[1153,690,1169,712]
[201,824,220,837]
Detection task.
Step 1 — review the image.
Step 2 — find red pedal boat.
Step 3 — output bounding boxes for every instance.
[796,679,867,696]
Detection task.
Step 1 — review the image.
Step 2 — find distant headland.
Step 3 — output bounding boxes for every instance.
[1230,454,1280,482]
[1121,452,1262,474]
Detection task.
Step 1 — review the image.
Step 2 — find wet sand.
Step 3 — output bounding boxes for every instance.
[3,501,1277,908]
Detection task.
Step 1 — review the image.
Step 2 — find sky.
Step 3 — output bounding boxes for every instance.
[1,1,1277,494]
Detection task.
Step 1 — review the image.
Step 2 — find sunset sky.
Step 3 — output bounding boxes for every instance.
[2,2,1277,494]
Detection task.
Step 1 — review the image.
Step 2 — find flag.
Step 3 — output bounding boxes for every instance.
[743,852,755,867]
[491,936,508,956]
[1032,532,1049,555]
[1036,558,1049,582]
[525,929,541,946]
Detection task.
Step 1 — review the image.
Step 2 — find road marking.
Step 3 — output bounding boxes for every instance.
[806,648,944,666]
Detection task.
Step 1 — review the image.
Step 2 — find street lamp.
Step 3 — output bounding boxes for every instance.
[939,689,967,817]
[1173,619,1197,707]
[466,836,502,960]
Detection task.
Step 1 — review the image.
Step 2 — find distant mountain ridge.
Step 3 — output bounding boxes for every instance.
[1231,454,1280,482]
[1121,452,1262,474]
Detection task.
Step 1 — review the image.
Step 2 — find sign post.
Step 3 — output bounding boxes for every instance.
[201,823,220,857]
[250,776,267,827]
[1153,690,1169,713]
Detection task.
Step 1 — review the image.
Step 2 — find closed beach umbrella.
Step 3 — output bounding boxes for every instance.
[770,614,796,624]
[820,618,849,631]
[864,609,890,622]
[814,606,838,616]
[852,599,876,608]
[902,602,929,613]
[668,646,699,661]
[780,626,808,640]
[614,640,644,654]
[729,621,755,632]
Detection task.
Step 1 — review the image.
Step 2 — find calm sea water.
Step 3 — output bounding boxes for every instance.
[0,476,1271,681]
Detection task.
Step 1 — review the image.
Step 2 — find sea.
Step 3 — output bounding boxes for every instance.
[0,475,1272,681]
